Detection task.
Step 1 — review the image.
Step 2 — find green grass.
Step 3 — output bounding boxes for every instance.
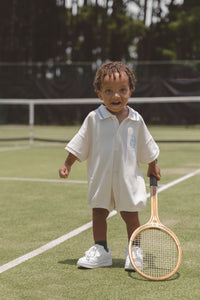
[148,124,200,141]
[0,125,200,299]
[0,124,200,142]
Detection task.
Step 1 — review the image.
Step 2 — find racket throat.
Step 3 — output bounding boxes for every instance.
[150,187,160,224]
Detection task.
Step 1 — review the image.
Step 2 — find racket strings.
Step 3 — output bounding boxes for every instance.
[133,228,178,278]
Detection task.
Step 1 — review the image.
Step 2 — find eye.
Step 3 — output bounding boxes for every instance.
[105,89,113,95]
[120,88,127,93]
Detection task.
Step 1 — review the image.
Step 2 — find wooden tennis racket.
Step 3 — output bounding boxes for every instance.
[129,175,181,280]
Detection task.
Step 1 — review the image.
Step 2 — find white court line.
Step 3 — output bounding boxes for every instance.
[0,168,200,274]
[0,177,87,184]
[0,146,30,152]
[0,177,163,186]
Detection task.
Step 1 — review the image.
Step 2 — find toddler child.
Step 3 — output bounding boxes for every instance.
[59,61,161,271]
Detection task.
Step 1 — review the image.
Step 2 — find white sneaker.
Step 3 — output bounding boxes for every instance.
[77,245,112,269]
[125,246,143,271]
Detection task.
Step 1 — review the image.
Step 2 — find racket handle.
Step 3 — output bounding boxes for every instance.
[150,175,157,186]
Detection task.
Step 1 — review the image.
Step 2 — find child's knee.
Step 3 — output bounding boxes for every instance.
[93,208,109,220]
[120,211,139,225]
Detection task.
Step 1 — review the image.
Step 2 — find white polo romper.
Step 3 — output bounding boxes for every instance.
[65,104,159,212]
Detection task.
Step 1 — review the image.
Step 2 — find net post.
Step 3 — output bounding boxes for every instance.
[29,101,34,145]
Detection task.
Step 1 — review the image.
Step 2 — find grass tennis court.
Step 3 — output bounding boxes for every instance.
[0,125,200,299]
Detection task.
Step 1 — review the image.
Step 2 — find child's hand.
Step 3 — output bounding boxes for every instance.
[59,164,71,179]
[147,160,161,181]
[59,152,77,179]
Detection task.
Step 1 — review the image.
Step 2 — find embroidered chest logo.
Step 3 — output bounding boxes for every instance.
[130,136,136,148]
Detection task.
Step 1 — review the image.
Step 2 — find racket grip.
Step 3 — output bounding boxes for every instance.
[150,175,157,186]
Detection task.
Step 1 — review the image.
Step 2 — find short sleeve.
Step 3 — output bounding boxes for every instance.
[137,117,159,164]
[65,115,90,162]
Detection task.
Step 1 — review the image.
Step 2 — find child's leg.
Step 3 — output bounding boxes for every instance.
[120,211,142,271]
[77,207,112,268]
[93,208,109,250]
[120,211,140,241]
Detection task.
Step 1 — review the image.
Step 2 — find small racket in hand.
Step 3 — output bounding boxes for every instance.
[129,175,181,281]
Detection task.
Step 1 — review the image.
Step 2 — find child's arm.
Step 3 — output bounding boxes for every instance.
[59,152,78,179]
[147,159,161,180]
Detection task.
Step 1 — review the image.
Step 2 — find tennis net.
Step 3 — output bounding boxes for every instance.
[0,97,200,144]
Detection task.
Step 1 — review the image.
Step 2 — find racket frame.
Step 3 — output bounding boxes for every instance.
[129,176,182,281]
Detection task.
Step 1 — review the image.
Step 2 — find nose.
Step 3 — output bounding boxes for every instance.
[113,91,120,98]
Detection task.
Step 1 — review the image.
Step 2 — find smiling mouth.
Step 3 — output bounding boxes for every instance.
[111,102,121,105]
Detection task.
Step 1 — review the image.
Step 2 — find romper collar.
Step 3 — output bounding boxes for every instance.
[97,104,139,121]
[127,106,139,121]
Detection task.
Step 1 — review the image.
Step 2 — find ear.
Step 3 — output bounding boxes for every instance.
[97,90,103,100]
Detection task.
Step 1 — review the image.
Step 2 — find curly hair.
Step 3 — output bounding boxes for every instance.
[93,61,137,92]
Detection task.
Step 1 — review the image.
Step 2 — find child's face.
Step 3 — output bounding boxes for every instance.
[97,72,133,115]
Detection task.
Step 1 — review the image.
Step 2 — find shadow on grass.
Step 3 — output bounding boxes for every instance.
[58,259,181,280]
[58,258,77,266]
[58,258,125,269]
[128,271,181,281]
